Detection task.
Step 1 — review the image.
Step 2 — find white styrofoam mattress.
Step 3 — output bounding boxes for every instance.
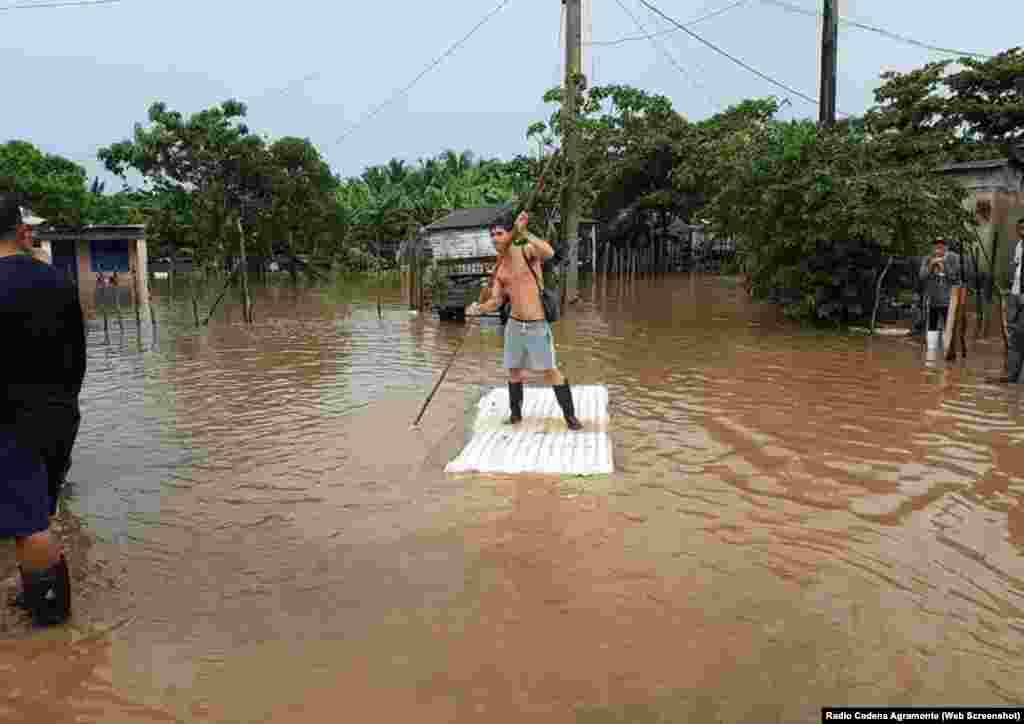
[445,385,613,476]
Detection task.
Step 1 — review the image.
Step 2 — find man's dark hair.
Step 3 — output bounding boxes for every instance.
[491,206,518,233]
[0,191,23,236]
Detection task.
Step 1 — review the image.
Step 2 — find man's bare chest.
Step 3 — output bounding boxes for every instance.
[497,254,538,286]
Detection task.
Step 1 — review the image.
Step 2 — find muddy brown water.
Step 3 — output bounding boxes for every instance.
[1,274,1023,723]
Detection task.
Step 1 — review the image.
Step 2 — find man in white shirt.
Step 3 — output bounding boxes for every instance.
[997,217,1024,384]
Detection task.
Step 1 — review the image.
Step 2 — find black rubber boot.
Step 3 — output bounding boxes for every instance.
[22,555,71,627]
[988,349,1023,384]
[505,382,523,425]
[553,381,583,431]
[1011,348,1024,384]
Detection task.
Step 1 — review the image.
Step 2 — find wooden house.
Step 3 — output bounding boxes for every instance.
[399,203,514,315]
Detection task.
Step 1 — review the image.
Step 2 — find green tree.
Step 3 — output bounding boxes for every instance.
[865,47,1024,163]
[0,140,88,226]
[704,119,973,323]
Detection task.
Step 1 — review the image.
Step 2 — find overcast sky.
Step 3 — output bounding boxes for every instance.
[1,0,1018,188]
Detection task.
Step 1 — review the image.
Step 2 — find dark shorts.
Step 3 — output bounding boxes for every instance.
[928,305,949,331]
[0,429,52,539]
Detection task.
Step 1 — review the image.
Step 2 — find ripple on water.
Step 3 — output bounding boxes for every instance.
[2,277,1020,716]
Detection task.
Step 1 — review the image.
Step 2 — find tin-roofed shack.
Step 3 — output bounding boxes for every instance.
[33,224,149,320]
[399,203,514,315]
[936,152,1024,286]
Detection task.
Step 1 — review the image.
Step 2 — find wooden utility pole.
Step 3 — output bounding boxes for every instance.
[561,0,584,304]
[819,0,838,126]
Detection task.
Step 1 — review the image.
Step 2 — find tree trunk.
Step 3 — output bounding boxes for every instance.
[289,228,299,286]
[870,256,893,335]
[236,217,253,324]
[984,230,1001,338]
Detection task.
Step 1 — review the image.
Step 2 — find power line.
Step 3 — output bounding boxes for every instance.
[250,72,323,104]
[335,0,513,145]
[610,0,724,113]
[758,0,992,59]
[0,0,120,10]
[636,0,823,109]
[590,0,750,47]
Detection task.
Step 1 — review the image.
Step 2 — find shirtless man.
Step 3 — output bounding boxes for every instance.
[466,211,582,430]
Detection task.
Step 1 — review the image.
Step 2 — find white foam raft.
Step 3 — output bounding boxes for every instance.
[445,384,614,476]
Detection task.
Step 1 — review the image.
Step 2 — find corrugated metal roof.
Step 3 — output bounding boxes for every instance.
[445,385,613,476]
[34,224,147,241]
[936,158,1010,172]
[424,203,516,232]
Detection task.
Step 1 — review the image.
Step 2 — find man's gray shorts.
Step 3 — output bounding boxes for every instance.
[504,318,557,370]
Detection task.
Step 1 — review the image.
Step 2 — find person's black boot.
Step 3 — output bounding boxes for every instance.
[553,381,583,431]
[987,349,1023,384]
[22,555,71,627]
[505,381,523,425]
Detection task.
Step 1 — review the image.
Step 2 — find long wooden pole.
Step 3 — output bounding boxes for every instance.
[510,148,561,246]
[411,321,475,428]
[413,143,558,428]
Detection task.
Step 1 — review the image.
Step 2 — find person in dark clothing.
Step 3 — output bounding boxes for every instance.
[0,192,85,626]
[919,238,963,335]
[992,217,1024,384]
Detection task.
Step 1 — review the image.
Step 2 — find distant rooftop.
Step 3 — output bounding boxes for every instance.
[423,203,515,233]
[936,158,1012,172]
[34,223,147,241]
[936,145,1024,173]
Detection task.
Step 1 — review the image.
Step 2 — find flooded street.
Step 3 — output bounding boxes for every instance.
[2,273,1023,723]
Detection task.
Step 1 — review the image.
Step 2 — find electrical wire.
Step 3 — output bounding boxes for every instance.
[335,0,514,145]
[758,0,992,59]
[256,72,323,102]
[0,0,120,10]
[636,0,824,109]
[611,0,724,113]
[590,0,750,47]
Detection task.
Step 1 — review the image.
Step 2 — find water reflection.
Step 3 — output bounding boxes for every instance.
[1,274,1022,721]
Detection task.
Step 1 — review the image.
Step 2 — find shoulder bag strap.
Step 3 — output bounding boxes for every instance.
[525,251,544,292]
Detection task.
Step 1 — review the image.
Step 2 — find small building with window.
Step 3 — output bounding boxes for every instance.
[937,153,1024,285]
[32,224,149,319]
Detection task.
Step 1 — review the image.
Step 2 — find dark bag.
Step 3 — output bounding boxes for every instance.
[527,259,560,323]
